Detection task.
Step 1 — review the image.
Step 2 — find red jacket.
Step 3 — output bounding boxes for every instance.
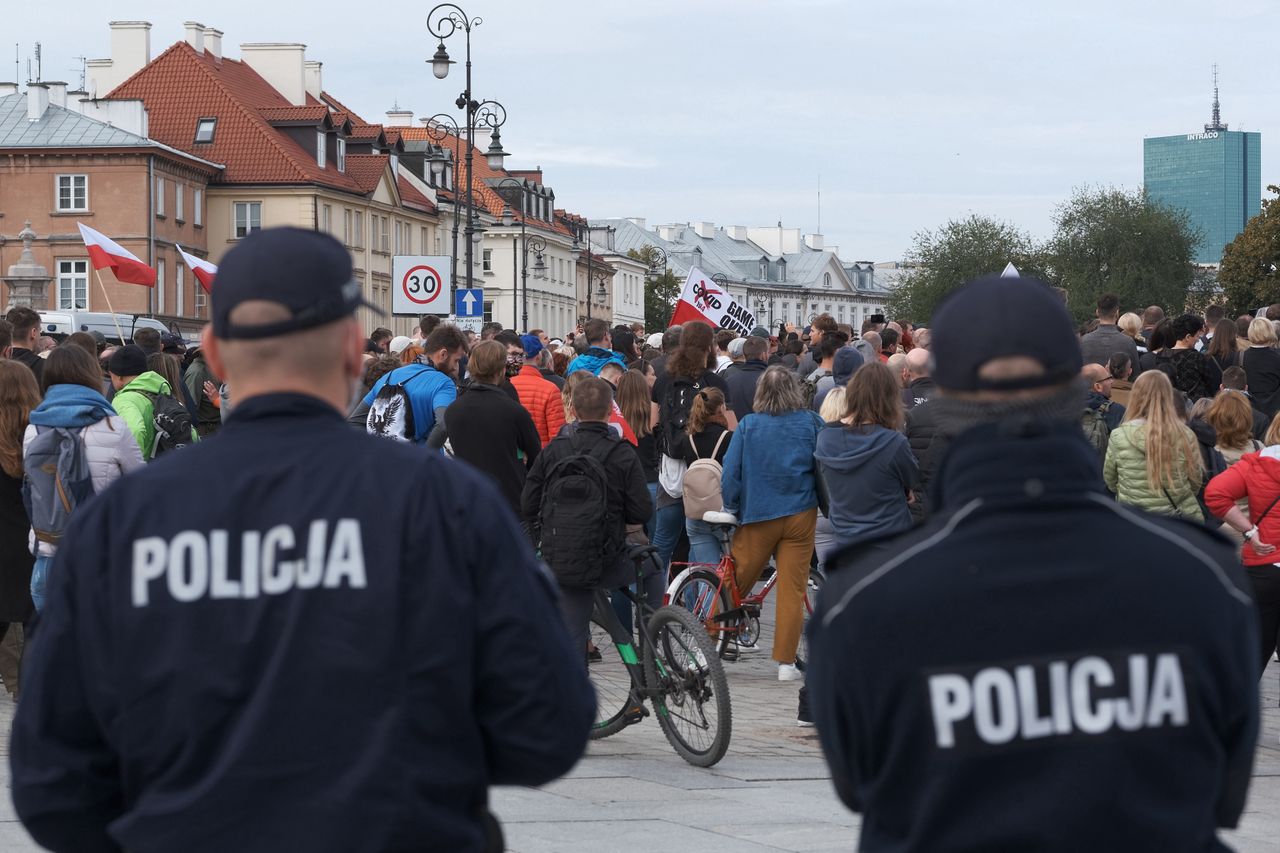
[1204,449,1280,566]
[510,365,566,447]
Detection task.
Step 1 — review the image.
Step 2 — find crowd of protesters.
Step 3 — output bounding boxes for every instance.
[1,233,1279,851]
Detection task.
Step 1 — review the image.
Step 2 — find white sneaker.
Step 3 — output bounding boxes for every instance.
[778,663,804,682]
[796,718,815,728]
[735,642,763,654]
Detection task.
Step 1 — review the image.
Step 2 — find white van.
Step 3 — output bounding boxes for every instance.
[39,311,169,345]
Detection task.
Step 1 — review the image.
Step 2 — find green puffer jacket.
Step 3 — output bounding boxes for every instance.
[1102,420,1203,521]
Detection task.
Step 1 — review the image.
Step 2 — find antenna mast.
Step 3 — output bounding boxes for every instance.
[817,174,822,235]
[1205,63,1228,132]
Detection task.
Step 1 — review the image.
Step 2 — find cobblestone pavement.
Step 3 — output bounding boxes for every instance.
[0,611,1275,852]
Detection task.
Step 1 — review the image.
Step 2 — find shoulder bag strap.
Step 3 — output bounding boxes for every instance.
[1252,492,1280,527]
[709,429,729,460]
[689,433,701,461]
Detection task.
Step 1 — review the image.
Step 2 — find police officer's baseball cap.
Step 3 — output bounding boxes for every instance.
[931,274,1081,392]
[212,227,378,341]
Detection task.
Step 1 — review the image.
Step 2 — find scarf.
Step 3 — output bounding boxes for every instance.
[28,383,117,428]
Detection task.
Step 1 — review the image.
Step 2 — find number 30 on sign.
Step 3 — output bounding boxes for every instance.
[392,255,453,315]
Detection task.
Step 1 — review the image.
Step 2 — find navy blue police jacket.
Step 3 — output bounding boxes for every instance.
[808,419,1259,853]
[10,393,595,853]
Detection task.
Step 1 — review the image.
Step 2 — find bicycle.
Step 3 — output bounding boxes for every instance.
[665,510,825,664]
[588,544,733,767]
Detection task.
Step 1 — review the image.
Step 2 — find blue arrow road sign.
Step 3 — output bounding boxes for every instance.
[456,288,483,318]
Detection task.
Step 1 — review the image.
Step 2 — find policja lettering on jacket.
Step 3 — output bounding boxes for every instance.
[131,519,367,606]
[928,650,1188,749]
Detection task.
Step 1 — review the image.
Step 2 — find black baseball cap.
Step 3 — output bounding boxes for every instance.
[212,227,377,341]
[931,274,1081,392]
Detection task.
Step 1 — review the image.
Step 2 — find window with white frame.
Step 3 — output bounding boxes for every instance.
[353,212,364,248]
[482,249,492,273]
[370,216,379,252]
[176,184,185,222]
[381,217,390,252]
[234,201,262,238]
[156,258,165,313]
[337,137,346,173]
[195,279,206,317]
[394,220,403,254]
[343,209,352,245]
[194,117,216,144]
[155,177,165,217]
[322,204,332,233]
[420,227,429,255]
[56,174,88,211]
[194,189,203,226]
[57,260,88,310]
[317,131,327,168]
[177,265,185,316]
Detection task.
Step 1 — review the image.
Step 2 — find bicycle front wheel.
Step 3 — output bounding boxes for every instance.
[643,604,733,767]
[588,614,637,739]
[668,569,734,658]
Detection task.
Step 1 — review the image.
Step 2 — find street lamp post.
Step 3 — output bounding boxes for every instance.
[497,177,548,331]
[429,4,510,292]
[424,113,462,298]
[577,222,613,321]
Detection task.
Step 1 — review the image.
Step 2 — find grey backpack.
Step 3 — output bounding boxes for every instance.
[22,426,94,546]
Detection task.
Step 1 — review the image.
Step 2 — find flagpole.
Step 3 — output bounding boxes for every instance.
[93,268,127,345]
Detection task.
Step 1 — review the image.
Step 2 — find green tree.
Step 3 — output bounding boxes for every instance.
[629,247,682,330]
[1219,185,1280,314]
[888,215,1046,323]
[1046,186,1200,323]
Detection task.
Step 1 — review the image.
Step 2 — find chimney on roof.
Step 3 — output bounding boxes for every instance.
[240,43,307,106]
[0,83,18,97]
[87,21,151,98]
[385,107,414,127]
[183,21,206,53]
[26,83,49,121]
[726,225,748,241]
[304,61,323,99]
[803,233,824,251]
[626,217,646,230]
[204,28,223,61]
[42,81,66,108]
[693,221,715,239]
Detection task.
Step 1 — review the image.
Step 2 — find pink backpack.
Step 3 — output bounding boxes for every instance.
[682,431,730,520]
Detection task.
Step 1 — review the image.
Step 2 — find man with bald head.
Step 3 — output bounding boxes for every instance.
[900,347,935,410]
[1083,362,1125,431]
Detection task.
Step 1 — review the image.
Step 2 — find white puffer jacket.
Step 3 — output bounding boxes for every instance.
[23,414,145,556]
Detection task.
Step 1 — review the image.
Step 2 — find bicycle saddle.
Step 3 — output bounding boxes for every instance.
[702,511,739,526]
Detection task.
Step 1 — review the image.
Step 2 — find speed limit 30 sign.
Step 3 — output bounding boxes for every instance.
[392,255,453,315]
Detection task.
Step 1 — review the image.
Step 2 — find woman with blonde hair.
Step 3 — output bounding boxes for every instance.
[1118,312,1145,350]
[1103,370,1203,520]
[0,362,41,696]
[1243,316,1280,419]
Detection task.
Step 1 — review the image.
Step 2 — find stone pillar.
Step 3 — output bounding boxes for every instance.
[3,222,52,311]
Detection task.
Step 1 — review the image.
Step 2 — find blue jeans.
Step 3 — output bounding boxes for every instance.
[685,518,722,565]
[31,554,53,612]
[650,499,686,572]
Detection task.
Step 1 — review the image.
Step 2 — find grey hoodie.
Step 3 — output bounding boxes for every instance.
[813,347,866,413]
[814,423,918,545]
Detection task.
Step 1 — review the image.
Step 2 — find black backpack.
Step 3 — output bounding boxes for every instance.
[658,375,699,455]
[139,391,194,457]
[537,435,618,589]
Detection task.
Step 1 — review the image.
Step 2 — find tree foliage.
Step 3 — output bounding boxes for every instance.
[629,246,682,330]
[1047,186,1199,323]
[1219,185,1280,314]
[888,215,1046,323]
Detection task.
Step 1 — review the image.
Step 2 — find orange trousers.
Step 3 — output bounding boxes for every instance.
[731,508,817,664]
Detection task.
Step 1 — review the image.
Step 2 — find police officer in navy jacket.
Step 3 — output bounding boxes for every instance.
[808,275,1259,852]
[10,228,595,853]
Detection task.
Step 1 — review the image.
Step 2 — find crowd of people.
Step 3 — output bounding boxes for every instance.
[0,225,1275,851]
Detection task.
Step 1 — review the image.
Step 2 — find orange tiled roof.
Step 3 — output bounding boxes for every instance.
[389,123,571,237]
[344,154,389,193]
[258,105,331,124]
[397,175,436,214]
[109,42,363,191]
[319,91,366,124]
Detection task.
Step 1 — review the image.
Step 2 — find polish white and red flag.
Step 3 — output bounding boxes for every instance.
[669,266,758,333]
[76,222,156,286]
[177,245,217,293]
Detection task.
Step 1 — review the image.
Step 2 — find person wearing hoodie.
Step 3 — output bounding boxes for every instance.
[107,345,195,462]
[814,361,918,555]
[566,318,627,376]
[813,346,864,413]
[724,335,770,421]
[23,345,144,610]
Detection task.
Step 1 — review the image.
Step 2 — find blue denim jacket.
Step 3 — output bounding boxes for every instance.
[721,408,825,525]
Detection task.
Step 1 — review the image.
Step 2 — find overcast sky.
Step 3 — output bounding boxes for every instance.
[10,0,1278,260]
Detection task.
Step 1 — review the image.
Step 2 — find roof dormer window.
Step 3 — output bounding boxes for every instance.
[316,130,327,168]
[759,258,768,280]
[337,137,346,173]
[194,117,216,144]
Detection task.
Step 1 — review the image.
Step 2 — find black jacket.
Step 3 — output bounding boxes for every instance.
[903,398,964,521]
[10,393,593,853]
[901,376,936,410]
[723,360,767,421]
[445,382,542,515]
[521,421,652,542]
[12,347,43,383]
[808,421,1258,853]
[1243,346,1280,418]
